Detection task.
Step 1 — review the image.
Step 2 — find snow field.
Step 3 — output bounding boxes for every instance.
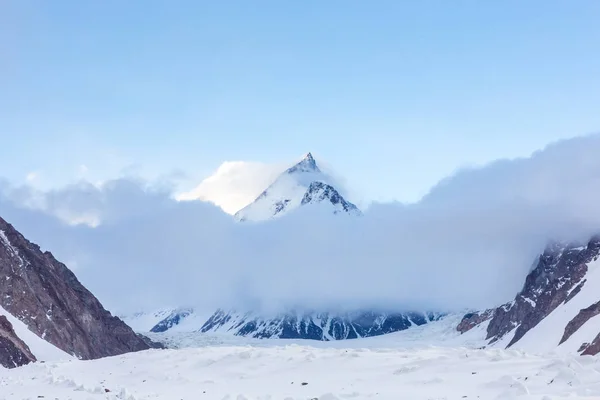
[2,344,600,400]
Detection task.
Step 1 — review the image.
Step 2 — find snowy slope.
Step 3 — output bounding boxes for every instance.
[151,309,212,334]
[234,153,360,221]
[514,256,600,354]
[0,306,71,362]
[121,308,212,334]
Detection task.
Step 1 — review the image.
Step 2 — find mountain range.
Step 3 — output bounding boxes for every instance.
[120,154,600,355]
[5,151,600,370]
[124,154,433,341]
[123,234,600,357]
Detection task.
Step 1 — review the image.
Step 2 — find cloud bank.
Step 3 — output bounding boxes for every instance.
[177,161,286,214]
[3,134,600,315]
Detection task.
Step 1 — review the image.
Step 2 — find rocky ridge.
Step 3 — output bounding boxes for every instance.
[457,235,600,355]
[0,216,149,368]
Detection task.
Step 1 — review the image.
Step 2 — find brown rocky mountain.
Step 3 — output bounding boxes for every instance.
[0,216,149,368]
[457,235,600,355]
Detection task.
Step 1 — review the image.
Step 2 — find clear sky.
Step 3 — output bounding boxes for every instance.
[1,1,600,203]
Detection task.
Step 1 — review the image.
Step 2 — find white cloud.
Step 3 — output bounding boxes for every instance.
[176,161,286,214]
[25,171,39,183]
[3,134,600,316]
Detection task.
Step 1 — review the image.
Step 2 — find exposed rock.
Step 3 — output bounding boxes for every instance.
[457,310,493,334]
[301,181,361,215]
[0,216,149,360]
[0,315,36,368]
[578,342,590,353]
[559,300,600,345]
[484,239,597,346]
[457,236,600,352]
[581,332,600,356]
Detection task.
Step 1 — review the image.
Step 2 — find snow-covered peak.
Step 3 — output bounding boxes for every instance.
[285,152,320,174]
[233,153,360,222]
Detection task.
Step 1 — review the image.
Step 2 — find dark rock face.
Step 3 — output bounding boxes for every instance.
[485,240,596,346]
[560,300,600,345]
[581,333,600,356]
[301,182,361,215]
[578,342,590,353]
[456,310,493,334]
[199,309,440,340]
[0,216,149,360]
[0,315,36,368]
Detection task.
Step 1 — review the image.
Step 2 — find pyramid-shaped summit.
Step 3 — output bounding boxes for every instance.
[234,152,361,221]
[286,152,320,174]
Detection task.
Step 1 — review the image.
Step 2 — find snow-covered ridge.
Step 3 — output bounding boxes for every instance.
[200,309,440,340]
[234,153,361,221]
[132,307,442,341]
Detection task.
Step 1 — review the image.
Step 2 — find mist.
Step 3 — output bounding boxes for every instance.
[2,134,600,315]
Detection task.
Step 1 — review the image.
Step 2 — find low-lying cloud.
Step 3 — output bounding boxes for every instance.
[3,134,600,315]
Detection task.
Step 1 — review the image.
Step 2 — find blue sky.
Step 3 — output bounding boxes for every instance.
[1,1,600,203]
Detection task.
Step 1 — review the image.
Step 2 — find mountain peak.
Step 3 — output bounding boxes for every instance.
[287,152,320,174]
[234,151,362,221]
